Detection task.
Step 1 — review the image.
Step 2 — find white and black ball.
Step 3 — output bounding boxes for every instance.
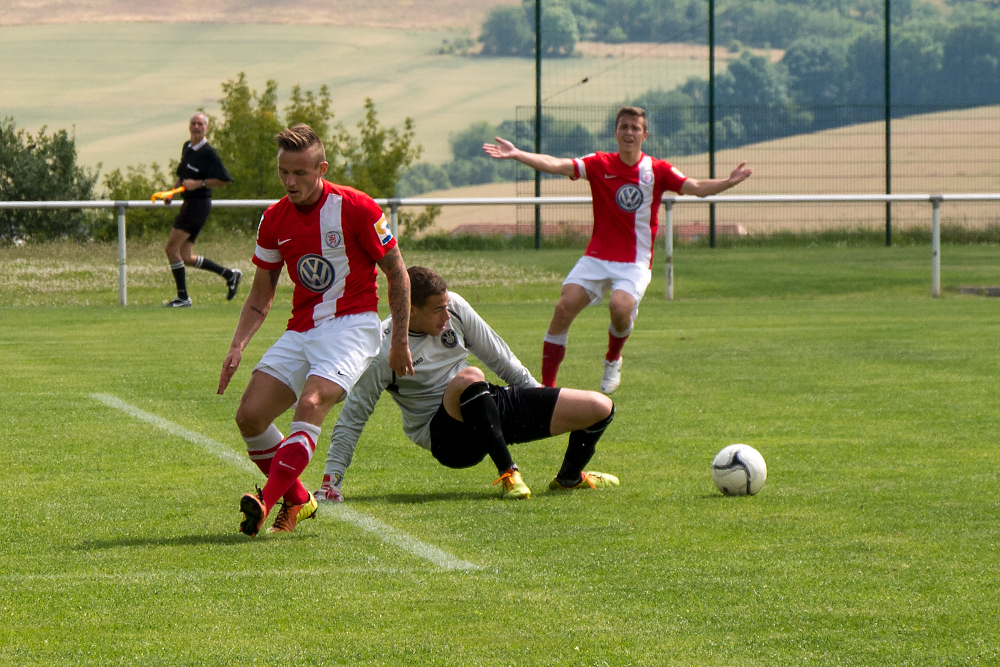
[712,444,767,496]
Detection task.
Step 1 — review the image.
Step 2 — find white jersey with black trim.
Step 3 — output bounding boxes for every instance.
[323,292,539,483]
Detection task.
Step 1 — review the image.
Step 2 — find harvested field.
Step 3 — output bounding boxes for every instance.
[410,106,1000,237]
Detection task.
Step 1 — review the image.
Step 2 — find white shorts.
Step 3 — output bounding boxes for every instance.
[563,256,652,308]
[254,312,382,398]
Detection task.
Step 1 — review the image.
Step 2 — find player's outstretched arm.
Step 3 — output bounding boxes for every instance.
[482,137,576,177]
[680,161,753,197]
[218,267,281,395]
[377,246,414,377]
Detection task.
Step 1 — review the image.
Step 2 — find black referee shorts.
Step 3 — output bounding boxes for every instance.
[172,197,212,241]
[429,384,561,469]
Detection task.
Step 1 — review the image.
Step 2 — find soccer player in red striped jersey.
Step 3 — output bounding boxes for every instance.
[217,124,413,536]
[484,106,752,394]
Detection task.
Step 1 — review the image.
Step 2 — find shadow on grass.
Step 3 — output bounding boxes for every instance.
[74,533,249,550]
[345,490,496,504]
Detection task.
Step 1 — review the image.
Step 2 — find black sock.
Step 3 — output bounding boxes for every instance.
[459,382,514,473]
[557,404,615,483]
[194,256,231,279]
[170,261,188,300]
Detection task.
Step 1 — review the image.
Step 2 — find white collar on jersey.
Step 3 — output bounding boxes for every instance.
[189,138,207,151]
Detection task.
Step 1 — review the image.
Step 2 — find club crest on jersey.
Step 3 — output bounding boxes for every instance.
[374,215,394,246]
[296,254,335,293]
[441,330,458,348]
[616,184,644,212]
[325,231,342,248]
[640,171,654,185]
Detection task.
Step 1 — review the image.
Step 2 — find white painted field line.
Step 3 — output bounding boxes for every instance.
[90,393,480,572]
[91,393,256,473]
[330,504,479,571]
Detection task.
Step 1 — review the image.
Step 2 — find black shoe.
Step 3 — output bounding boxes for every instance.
[163,297,192,308]
[226,269,243,301]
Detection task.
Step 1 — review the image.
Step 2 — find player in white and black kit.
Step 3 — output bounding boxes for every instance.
[163,112,241,308]
[316,266,619,502]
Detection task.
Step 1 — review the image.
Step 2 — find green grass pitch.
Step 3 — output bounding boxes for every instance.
[1,242,999,665]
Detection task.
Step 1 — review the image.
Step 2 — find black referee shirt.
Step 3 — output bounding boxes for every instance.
[176,141,232,200]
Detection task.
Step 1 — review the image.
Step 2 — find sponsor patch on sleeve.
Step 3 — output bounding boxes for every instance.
[670,166,686,180]
[374,214,394,246]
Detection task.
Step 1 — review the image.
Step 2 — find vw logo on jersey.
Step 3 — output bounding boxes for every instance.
[441,330,458,348]
[296,254,335,293]
[325,231,342,248]
[616,184,644,212]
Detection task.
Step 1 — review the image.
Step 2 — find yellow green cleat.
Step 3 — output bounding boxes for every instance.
[493,468,531,500]
[268,492,318,533]
[549,471,620,491]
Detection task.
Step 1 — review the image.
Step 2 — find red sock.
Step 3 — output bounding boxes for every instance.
[542,341,566,387]
[606,332,630,361]
[252,456,310,505]
[261,432,315,511]
[283,480,311,505]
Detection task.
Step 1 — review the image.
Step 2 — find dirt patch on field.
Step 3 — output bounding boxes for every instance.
[0,0,518,30]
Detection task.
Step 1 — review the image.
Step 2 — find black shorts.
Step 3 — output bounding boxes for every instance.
[172,197,212,241]
[428,384,561,469]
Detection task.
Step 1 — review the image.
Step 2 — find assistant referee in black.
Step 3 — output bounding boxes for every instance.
[163,111,241,308]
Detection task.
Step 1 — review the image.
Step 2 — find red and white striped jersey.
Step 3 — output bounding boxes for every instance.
[252,180,396,332]
[572,152,687,268]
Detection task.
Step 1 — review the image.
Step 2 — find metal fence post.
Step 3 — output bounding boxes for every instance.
[664,200,674,301]
[931,195,941,298]
[389,200,399,239]
[116,203,127,307]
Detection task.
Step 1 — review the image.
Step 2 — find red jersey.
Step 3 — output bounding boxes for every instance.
[252,180,396,332]
[572,152,687,268]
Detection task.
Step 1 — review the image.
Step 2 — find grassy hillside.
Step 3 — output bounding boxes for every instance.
[0,0,516,30]
[0,22,711,176]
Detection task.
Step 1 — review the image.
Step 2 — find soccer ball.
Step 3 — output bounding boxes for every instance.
[711,444,767,496]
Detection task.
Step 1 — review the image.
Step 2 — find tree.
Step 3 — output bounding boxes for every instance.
[207,73,285,203]
[96,163,174,241]
[782,36,850,107]
[479,5,533,56]
[525,1,580,57]
[716,52,809,145]
[201,75,427,235]
[328,98,435,237]
[0,117,99,243]
[450,122,499,161]
[843,29,885,106]
[330,98,422,199]
[939,20,1000,106]
[285,84,335,147]
[625,88,699,137]
[891,26,944,106]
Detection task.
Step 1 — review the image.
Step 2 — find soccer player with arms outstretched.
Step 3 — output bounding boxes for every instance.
[217,124,413,536]
[484,106,752,394]
[316,266,618,503]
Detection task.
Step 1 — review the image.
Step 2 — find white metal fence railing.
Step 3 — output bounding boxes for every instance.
[3,194,1000,305]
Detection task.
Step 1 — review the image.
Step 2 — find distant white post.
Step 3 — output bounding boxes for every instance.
[389,200,399,239]
[116,203,127,307]
[664,200,674,300]
[931,196,941,298]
